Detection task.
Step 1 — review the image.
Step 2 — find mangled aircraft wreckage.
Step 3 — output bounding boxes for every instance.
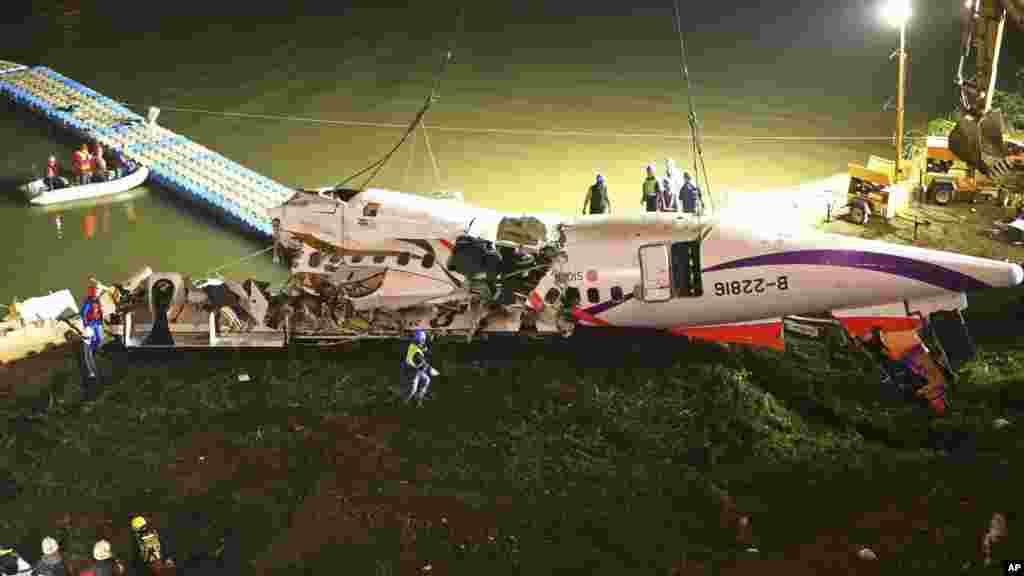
[102,184,1023,355]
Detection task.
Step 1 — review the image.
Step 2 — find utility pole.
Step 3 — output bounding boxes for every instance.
[895,18,907,182]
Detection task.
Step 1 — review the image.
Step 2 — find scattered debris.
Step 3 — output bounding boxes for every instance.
[993,417,1012,430]
[237,372,250,382]
[857,547,877,561]
[982,512,1008,566]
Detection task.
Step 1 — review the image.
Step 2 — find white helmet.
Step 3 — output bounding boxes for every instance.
[93,540,111,561]
[41,537,58,556]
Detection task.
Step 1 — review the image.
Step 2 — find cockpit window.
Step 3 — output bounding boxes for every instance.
[362,202,380,217]
[373,254,387,264]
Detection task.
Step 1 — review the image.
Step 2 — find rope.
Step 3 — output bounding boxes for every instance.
[190,246,275,281]
[337,5,464,192]
[673,0,714,213]
[403,125,419,188]
[421,125,442,189]
[144,105,918,142]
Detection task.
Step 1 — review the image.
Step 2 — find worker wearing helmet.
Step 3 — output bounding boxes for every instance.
[130,516,175,575]
[80,284,105,383]
[45,156,62,191]
[33,537,67,576]
[583,173,610,214]
[642,164,662,212]
[88,540,123,576]
[403,330,438,406]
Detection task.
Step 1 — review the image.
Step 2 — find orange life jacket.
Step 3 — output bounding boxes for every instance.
[72,150,86,172]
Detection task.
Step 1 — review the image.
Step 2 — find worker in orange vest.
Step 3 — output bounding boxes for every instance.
[72,144,92,185]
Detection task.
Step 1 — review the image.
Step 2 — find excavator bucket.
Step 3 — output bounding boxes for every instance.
[949,110,1009,176]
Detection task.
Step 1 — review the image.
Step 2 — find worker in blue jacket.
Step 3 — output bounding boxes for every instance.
[80,284,104,380]
[402,330,438,406]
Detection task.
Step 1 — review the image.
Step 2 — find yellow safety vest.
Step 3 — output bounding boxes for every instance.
[406,342,424,368]
[138,530,162,563]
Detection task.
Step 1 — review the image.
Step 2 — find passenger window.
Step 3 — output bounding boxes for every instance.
[545,287,560,304]
[362,202,380,217]
[351,254,364,263]
[397,252,410,266]
[587,288,600,303]
[308,251,321,268]
[611,286,624,301]
[373,254,386,264]
[422,253,435,268]
[564,287,581,307]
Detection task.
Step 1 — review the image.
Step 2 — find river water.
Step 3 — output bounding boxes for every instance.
[0,3,924,304]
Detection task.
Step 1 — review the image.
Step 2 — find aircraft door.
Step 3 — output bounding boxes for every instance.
[639,243,672,302]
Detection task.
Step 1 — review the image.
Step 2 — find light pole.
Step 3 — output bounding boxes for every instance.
[883,0,911,182]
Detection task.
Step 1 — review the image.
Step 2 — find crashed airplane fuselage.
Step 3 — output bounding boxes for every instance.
[236,185,1024,349]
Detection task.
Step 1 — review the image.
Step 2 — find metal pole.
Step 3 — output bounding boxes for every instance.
[895,22,906,182]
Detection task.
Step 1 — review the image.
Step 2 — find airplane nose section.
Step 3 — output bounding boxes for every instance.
[1011,262,1024,287]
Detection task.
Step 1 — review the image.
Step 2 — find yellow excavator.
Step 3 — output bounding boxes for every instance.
[949,0,1024,188]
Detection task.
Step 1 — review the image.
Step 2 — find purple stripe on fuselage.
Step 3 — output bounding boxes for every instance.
[581,249,991,317]
[583,293,634,315]
[701,249,992,292]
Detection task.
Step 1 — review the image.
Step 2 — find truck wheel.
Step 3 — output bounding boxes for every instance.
[933,187,952,205]
[849,202,869,226]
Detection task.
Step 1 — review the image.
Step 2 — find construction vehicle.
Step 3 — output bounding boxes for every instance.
[919,136,1004,204]
[846,155,912,225]
[948,0,1024,194]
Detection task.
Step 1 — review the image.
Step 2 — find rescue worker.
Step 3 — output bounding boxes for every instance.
[78,143,94,185]
[87,540,122,576]
[582,173,610,214]
[72,144,89,186]
[92,143,108,181]
[34,537,69,576]
[403,329,438,406]
[113,145,135,178]
[642,164,662,212]
[659,159,681,212]
[0,547,32,576]
[45,156,62,190]
[130,516,175,575]
[679,172,703,215]
[80,284,104,382]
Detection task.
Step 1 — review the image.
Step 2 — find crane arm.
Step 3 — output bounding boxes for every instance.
[949,0,1024,177]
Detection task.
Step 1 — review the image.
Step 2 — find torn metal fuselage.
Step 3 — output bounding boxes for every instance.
[114,188,570,347]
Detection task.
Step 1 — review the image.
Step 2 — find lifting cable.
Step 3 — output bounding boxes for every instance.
[673,0,714,213]
[335,6,464,192]
[145,104,910,142]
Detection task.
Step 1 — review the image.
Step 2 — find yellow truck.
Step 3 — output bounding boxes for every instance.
[846,156,912,225]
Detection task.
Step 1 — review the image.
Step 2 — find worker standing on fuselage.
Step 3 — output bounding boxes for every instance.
[680,172,703,215]
[642,164,662,212]
[583,174,610,214]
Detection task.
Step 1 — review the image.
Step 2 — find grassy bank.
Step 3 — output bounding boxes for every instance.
[0,326,1020,574]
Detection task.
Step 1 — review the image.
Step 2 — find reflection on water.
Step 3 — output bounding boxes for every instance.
[47,197,143,241]
[83,210,95,240]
